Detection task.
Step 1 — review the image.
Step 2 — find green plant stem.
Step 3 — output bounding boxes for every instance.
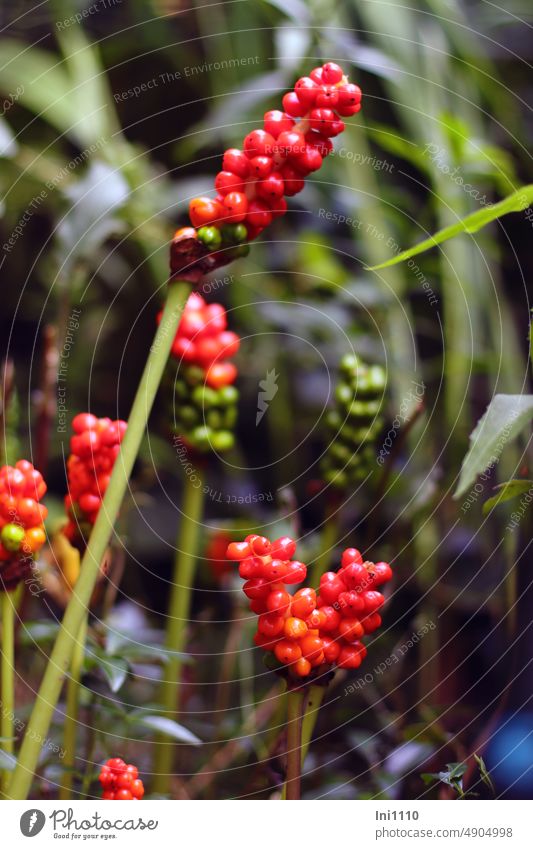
[300,683,326,765]
[8,279,191,800]
[285,686,305,801]
[59,614,88,800]
[309,510,340,590]
[152,471,205,795]
[1,591,15,793]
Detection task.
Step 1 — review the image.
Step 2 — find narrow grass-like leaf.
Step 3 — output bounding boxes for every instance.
[367,185,533,270]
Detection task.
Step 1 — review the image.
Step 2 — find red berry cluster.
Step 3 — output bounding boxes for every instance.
[227,536,392,679]
[317,548,393,669]
[99,758,145,800]
[171,63,361,278]
[166,292,239,389]
[0,461,47,590]
[64,414,127,543]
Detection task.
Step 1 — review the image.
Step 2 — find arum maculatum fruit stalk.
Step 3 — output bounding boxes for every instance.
[0,461,47,590]
[163,292,240,453]
[170,62,361,280]
[99,758,145,800]
[227,535,393,681]
[63,413,128,548]
[321,353,386,489]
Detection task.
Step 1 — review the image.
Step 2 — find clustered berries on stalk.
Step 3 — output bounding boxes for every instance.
[227,535,392,679]
[99,758,144,800]
[321,353,386,489]
[64,414,127,545]
[166,293,240,453]
[170,62,361,279]
[0,461,47,590]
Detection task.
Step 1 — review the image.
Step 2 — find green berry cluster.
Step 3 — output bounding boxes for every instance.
[173,365,239,453]
[197,222,250,259]
[321,353,386,489]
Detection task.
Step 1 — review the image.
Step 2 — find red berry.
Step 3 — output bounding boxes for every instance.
[295,144,323,173]
[215,170,244,194]
[256,173,285,201]
[227,541,252,560]
[291,587,316,619]
[309,67,324,84]
[222,191,248,223]
[270,536,297,560]
[243,130,276,157]
[246,200,272,229]
[248,155,273,178]
[189,196,224,227]
[342,548,364,567]
[322,62,344,84]
[283,560,307,584]
[275,640,302,664]
[222,148,250,177]
[316,86,339,108]
[276,130,305,158]
[282,91,307,117]
[280,164,305,196]
[294,77,319,108]
[263,110,295,137]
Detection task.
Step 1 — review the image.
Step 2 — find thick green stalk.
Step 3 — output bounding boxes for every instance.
[1,591,15,793]
[309,511,340,590]
[8,280,191,800]
[300,683,326,765]
[152,472,204,795]
[285,687,305,801]
[59,614,88,800]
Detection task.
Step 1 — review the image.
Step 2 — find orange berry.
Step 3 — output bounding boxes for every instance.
[292,657,312,677]
[284,617,308,640]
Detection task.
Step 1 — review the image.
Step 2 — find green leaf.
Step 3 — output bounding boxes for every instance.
[0,749,17,770]
[474,754,495,794]
[135,715,201,745]
[454,394,533,499]
[0,41,99,147]
[367,185,533,270]
[422,761,467,794]
[483,479,533,515]
[98,656,129,694]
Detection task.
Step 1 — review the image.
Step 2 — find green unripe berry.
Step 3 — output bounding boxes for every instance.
[323,467,348,489]
[1,523,25,552]
[222,223,248,244]
[192,385,219,410]
[367,365,386,393]
[217,385,239,407]
[210,430,235,452]
[189,425,212,451]
[197,225,222,250]
[206,409,224,429]
[335,383,353,407]
[222,407,238,429]
[183,365,206,387]
[326,410,342,431]
[340,353,359,375]
[177,405,199,428]
[173,379,188,400]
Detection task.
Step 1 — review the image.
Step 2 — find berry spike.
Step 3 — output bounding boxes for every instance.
[0,460,48,590]
[99,758,145,800]
[227,534,392,683]
[63,414,127,547]
[170,62,361,281]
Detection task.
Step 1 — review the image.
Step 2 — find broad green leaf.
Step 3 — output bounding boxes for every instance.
[483,479,533,515]
[454,394,533,499]
[367,185,533,270]
[136,715,201,745]
[99,656,129,694]
[0,40,100,146]
[0,749,17,770]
